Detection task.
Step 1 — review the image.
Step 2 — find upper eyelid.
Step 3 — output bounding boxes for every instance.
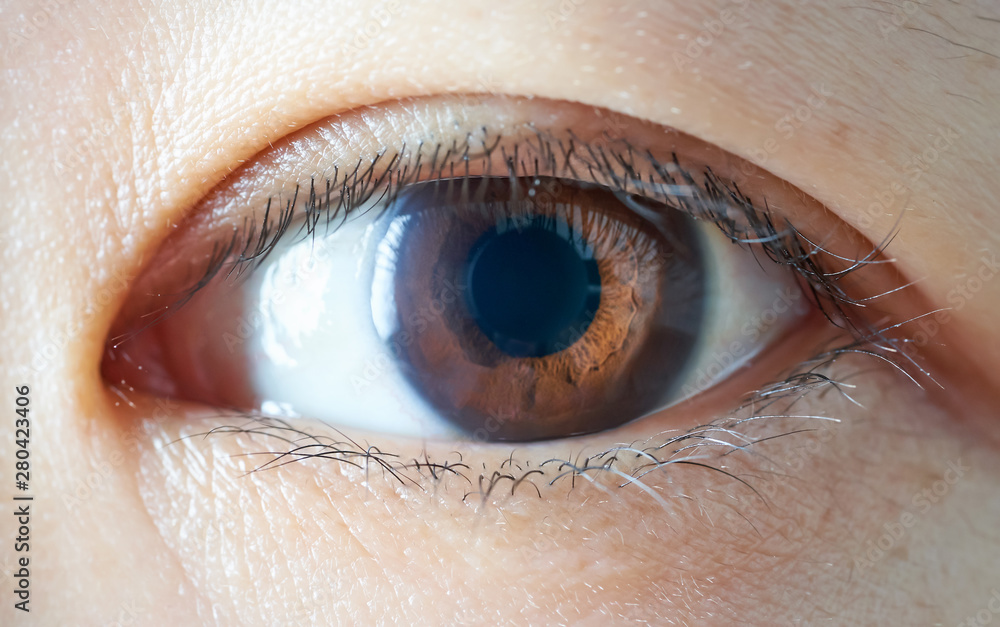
[169,94,804,250]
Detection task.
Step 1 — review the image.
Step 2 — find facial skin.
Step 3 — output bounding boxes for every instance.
[2,0,1000,624]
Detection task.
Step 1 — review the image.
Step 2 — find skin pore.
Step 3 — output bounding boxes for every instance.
[2,0,1000,624]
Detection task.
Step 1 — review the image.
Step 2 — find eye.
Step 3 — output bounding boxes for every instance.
[102,95,876,444]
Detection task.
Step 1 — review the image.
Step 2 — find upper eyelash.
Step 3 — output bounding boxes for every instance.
[126,127,887,347]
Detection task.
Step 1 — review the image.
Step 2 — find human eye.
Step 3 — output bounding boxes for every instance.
[103,94,916,455]
[14,1,1000,623]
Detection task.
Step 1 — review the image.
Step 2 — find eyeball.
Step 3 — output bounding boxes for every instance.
[107,174,807,441]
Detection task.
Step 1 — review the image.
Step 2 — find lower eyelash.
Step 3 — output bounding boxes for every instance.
[182,338,881,512]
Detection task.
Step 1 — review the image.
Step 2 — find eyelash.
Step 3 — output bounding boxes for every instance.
[146,131,861,333]
[119,126,930,505]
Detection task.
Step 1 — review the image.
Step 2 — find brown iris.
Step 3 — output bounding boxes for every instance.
[371,177,706,441]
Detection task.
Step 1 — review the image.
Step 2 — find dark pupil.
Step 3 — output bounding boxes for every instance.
[464,218,601,357]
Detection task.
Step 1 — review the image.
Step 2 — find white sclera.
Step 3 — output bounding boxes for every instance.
[244,208,458,437]
[681,225,809,399]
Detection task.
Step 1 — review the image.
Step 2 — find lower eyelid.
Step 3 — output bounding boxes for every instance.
[129,318,855,511]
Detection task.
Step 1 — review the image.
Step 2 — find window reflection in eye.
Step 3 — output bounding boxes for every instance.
[101,95,900,446]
